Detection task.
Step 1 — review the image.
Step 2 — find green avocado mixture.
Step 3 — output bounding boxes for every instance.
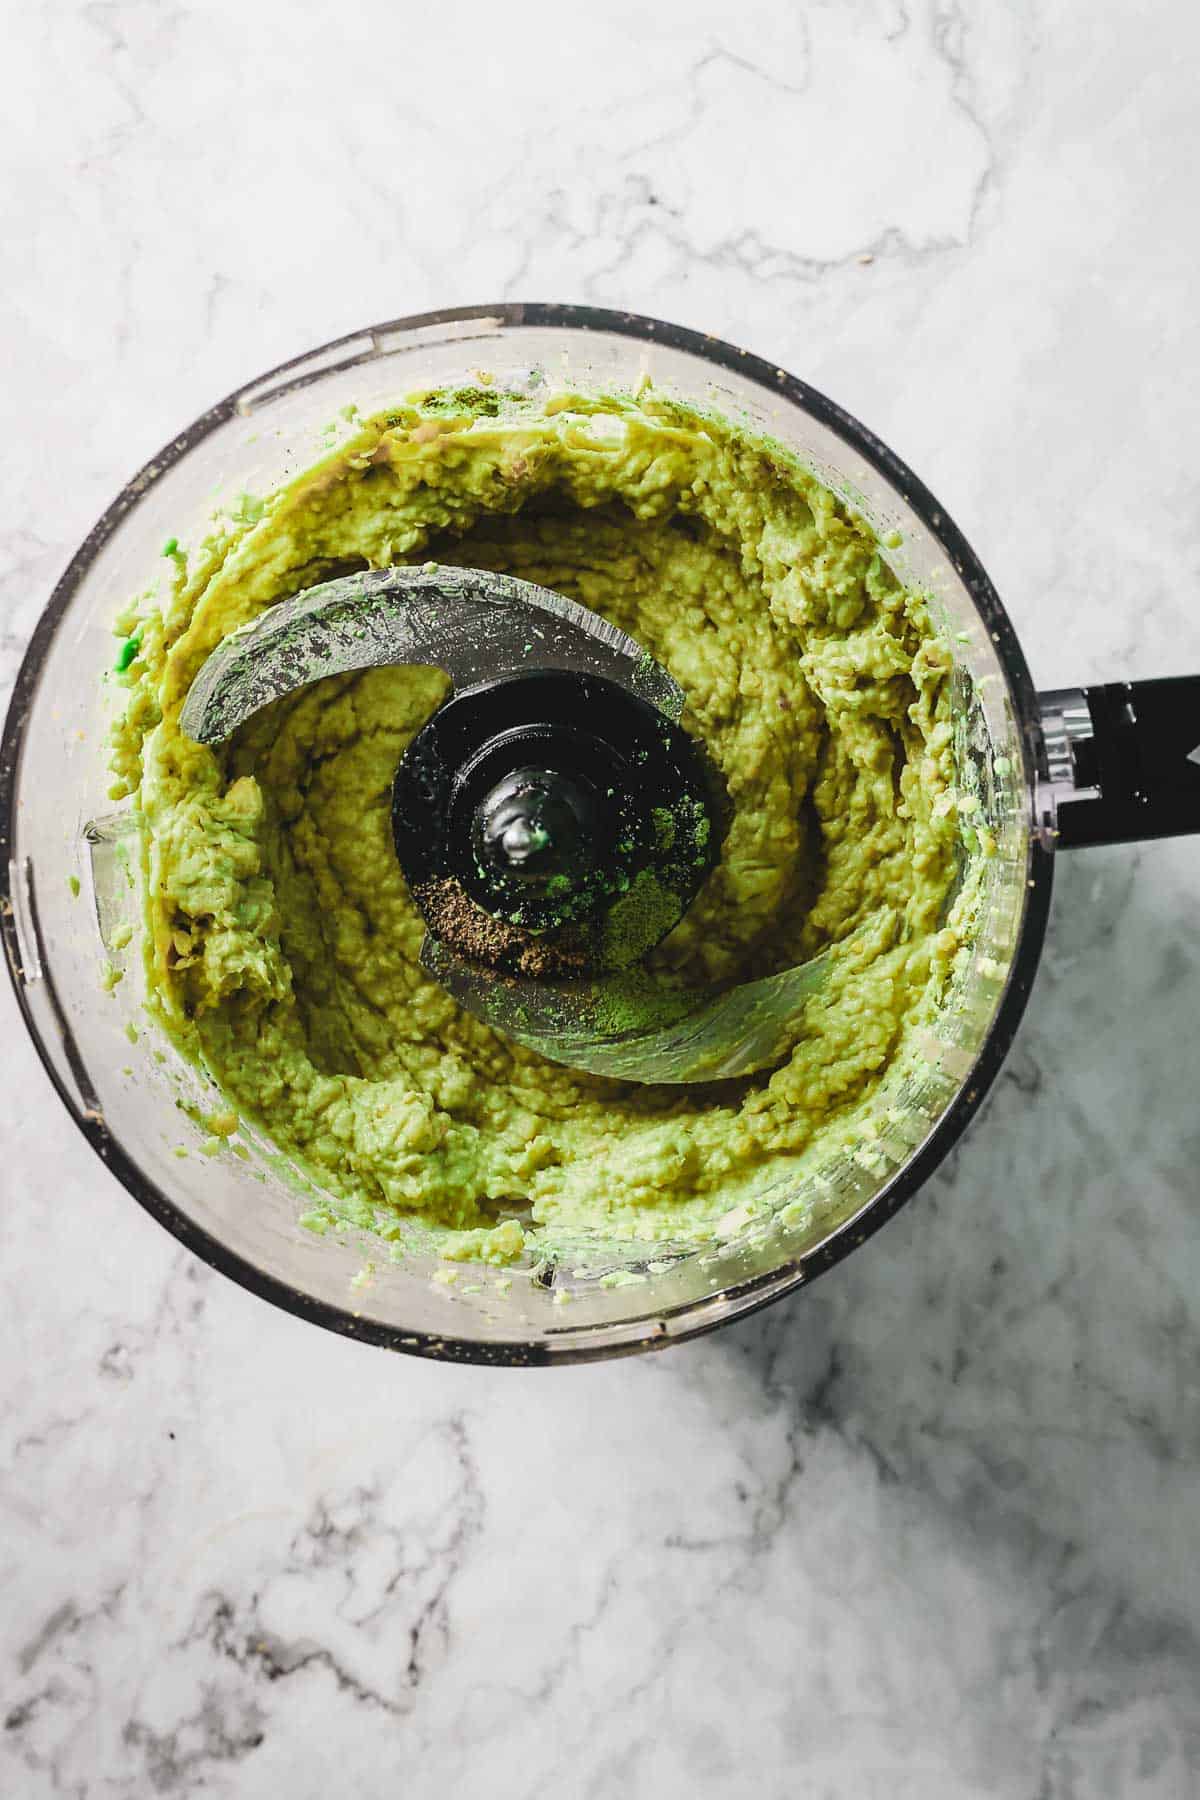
[111,388,968,1264]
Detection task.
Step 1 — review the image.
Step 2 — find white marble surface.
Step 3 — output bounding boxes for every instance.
[4,2,1200,1794]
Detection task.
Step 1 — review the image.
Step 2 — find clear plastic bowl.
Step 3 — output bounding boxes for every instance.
[0,304,1051,1363]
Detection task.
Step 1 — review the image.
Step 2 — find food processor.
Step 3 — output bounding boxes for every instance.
[4,303,1198,1364]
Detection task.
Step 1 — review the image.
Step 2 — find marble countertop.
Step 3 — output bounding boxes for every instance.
[4,3,1200,1794]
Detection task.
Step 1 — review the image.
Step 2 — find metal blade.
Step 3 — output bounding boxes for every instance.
[182,563,849,1087]
[421,928,866,1084]
[180,565,682,744]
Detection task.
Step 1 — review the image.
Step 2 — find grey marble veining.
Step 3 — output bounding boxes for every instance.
[3,2,1200,1795]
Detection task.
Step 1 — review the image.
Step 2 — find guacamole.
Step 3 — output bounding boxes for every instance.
[110,388,964,1262]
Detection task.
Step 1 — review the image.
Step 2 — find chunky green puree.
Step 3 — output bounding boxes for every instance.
[111,389,965,1264]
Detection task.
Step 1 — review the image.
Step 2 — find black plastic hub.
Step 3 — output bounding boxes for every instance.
[392,669,721,967]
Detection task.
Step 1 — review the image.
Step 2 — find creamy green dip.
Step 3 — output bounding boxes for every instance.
[111,388,965,1264]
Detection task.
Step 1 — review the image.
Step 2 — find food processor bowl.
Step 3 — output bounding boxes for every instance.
[0,304,1061,1363]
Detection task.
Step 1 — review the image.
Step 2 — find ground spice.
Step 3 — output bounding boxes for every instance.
[415,877,589,978]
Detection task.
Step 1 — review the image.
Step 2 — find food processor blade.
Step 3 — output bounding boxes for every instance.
[181,564,843,1085]
[421,928,858,1083]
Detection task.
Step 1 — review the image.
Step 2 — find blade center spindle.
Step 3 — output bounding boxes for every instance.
[476,765,597,887]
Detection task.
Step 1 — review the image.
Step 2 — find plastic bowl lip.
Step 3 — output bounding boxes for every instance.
[0,300,1054,1366]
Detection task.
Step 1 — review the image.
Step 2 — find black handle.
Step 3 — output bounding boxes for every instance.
[1039,678,1200,849]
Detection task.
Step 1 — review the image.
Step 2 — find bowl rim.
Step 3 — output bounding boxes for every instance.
[0,300,1054,1365]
